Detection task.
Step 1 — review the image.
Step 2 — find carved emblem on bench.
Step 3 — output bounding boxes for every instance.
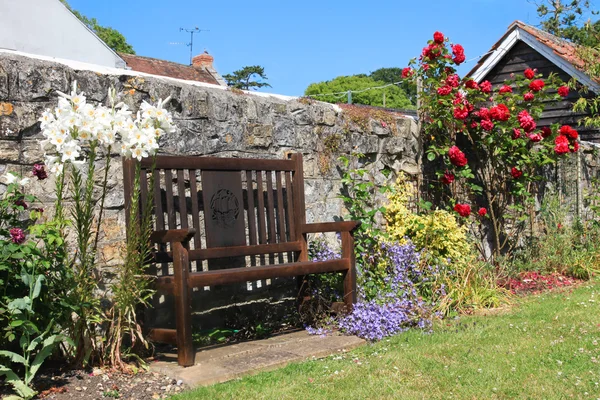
[210,189,240,228]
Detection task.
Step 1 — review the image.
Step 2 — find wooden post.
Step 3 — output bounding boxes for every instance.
[341,231,356,311]
[172,241,194,367]
[289,153,309,305]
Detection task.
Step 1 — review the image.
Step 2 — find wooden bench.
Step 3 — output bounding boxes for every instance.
[123,153,358,367]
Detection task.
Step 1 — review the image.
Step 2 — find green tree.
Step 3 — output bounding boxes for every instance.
[304,75,414,109]
[534,0,600,46]
[59,0,135,54]
[369,67,417,106]
[223,66,272,90]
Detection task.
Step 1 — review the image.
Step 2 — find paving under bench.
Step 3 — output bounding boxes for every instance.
[150,330,365,387]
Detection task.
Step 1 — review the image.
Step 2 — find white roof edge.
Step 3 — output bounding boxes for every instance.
[56,0,127,68]
[471,26,600,93]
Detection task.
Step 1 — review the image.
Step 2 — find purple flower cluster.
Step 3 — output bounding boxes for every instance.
[9,228,26,244]
[308,236,341,262]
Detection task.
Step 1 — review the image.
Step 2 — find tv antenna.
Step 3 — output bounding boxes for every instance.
[179,27,209,65]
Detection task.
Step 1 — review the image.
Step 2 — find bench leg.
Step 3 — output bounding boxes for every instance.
[173,242,195,367]
[341,231,357,312]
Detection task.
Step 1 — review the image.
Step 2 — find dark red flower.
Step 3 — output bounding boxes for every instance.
[529,79,545,92]
[441,171,455,185]
[490,104,510,121]
[558,86,569,97]
[401,67,414,78]
[541,126,552,138]
[32,164,48,180]
[433,31,445,44]
[448,145,468,167]
[477,107,490,120]
[471,121,479,129]
[498,85,513,94]
[512,128,521,139]
[511,167,523,179]
[454,203,471,217]
[572,141,580,152]
[480,81,492,93]
[464,80,479,89]
[437,85,452,96]
[524,68,535,79]
[478,207,487,217]
[559,125,578,140]
[9,228,26,244]
[14,199,28,209]
[523,92,535,101]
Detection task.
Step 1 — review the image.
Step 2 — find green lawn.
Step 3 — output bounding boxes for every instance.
[172,281,600,399]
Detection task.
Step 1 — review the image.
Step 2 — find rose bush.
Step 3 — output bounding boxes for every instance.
[402,31,578,258]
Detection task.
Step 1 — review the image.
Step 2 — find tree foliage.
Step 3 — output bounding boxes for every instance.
[534,0,600,46]
[223,66,272,90]
[304,74,415,110]
[369,67,418,106]
[59,0,135,54]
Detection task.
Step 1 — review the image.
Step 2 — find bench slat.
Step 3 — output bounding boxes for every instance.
[141,156,296,171]
[154,241,302,262]
[188,170,201,250]
[147,328,177,344]
[188,259,349,287]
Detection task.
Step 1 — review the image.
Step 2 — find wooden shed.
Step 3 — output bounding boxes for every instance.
[466,21,600,142]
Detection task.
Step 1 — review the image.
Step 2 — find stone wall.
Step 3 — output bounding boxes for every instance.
[0,51,421,328]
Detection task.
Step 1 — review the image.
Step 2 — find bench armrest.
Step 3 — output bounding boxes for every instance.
[301,221,360,234]
[150,228,196,244]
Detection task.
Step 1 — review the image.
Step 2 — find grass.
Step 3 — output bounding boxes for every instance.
[172,280,600,399]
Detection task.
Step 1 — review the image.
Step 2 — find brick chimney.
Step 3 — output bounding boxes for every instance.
[192,50,214,69]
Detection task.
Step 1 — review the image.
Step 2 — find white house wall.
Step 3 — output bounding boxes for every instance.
[0,0,125,68]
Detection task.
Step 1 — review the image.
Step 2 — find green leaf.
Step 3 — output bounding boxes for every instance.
[0,351,27,366]
[31,275,44,300]
[427,152,436,162]
[7,298,31,312]
[0,364,36,399]
[28,334,71,383]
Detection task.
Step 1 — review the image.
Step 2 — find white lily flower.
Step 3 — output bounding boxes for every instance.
[4,172,18,184]
[19,177,30,186]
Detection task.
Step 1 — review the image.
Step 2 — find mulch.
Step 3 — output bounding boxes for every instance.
[502,271,581,295]
[1,366,187,400]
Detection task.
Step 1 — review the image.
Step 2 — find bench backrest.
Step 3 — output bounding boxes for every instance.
[123,153,308,271]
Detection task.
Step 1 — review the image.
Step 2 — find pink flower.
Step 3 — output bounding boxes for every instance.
[480,81,492,93]
[9,228,26,244]
[512,128,522,139]
[481,119,495,131]
[554,135,570,155]
[523,92,534,101]
[528,133,542,142]
[517,110,536,133]
[437,85,453,96]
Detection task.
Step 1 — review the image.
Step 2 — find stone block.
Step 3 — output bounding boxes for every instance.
[180,87,209,119]
[245,123,273,148]
[0,140,20,162]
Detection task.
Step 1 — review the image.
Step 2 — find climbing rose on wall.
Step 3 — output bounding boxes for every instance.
[433,31,445,44]
[558,86,569,97]
[529,79,545,92]
[524,68,535,79]
[478,207,487,217]
[448,146,467,167]
[454,203,471,217]
[524,92,535,101]
[511,167,523,179]
[441,171,455,185]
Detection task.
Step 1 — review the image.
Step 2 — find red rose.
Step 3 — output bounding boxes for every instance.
[498,85,513,94]
[529,79,545,92]
[541,127,552,138]
[422,43,442,59]
[433,31,445,44]
[437,85,452,96]
[512,128,521,139]
[572,141,580,152]
[559,125,578,140]
[528,133,542,142]
[471,121,479,129]
[447,74,460,88]
[452,44,465,65]
[481,119,495,131]
[490,104,510,121]
[477,107,490,120]
[554,135,570,155]
[480,81,492,93]
[523,92,534,101]
[524,68,535,79]
[448,145,468,167]
[401,67,414,78]
[511,167,523,179]
[558,86,569,97]
[478,207,487,217]
[464,80,479,89]
[453,105,469,120]
[454,203,471,217]
[441,171,455,185]
[517,110,536,133]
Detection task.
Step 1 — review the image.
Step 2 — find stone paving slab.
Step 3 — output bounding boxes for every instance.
[150,330,365,387]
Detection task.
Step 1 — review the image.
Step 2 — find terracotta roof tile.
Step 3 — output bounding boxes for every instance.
[118,53,220,85]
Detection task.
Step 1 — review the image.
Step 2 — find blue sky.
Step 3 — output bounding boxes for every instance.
[69,0,551,96]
